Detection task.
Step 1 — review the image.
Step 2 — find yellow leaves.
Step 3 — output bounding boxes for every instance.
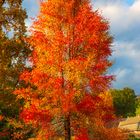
[63,59,85,84]
[31,99,41,107]
[12,0,114,139]
[7,118,24,129]
[24,101,31,108]
[92,91,115,121]
[14,87,31,100]
[99,91,114,108]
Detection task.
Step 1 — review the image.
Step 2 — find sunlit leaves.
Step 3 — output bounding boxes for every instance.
[20,105,51,127]
[14,0,114,139]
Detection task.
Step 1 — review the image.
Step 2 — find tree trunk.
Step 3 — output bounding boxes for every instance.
[64,115,71,140]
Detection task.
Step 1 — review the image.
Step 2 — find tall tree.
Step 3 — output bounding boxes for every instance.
[14,0,114,139]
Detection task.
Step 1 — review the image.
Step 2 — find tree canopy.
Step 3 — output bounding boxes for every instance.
[0,0,29,90]
[13,0,116,139]
[110,87,136,118]
[0,0,31,139]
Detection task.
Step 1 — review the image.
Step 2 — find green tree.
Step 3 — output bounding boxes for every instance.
[0,0,31,139]
[135,96,140,115]
[0,0,27,36]
[0,0,29,93]
[110,87,136,118]
[0,0,29,118]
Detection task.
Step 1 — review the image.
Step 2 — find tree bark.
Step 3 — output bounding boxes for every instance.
[64,115,71,140]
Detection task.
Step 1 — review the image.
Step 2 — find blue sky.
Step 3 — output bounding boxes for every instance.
[22,0,140,94]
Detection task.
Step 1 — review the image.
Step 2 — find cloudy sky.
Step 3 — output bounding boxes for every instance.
[23,0,140,94]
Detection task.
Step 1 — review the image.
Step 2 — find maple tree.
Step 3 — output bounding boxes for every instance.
[14,0,117,139]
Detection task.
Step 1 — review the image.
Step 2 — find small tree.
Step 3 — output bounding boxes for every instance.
[110,87,136,118]
[14,0,114,139]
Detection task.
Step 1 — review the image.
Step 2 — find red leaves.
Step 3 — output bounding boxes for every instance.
[75,128,89,140]
[102,113,115,122]
[20,105,51,127]
[13,0,114,138]
[0,115,3,121]
[89,75,114,93]
[52,78,64,89]
[20,69,49,87]
[61,90,75,114]
[77,94,101,115]
[19,70,31,83]
[0,129,10,138]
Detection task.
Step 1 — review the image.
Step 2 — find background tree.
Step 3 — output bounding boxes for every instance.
[0,0,28,93]
[14,0,117,139]
[135,96,140,115]
[0,0,31,139]
[110,87,136,118]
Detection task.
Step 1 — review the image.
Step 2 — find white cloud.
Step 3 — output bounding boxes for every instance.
[113,68,132,80]
[130,0,140,13]
[93,0,140,93]
[111,39,140,92]
[93,0,140,37]
[113,41,140,59]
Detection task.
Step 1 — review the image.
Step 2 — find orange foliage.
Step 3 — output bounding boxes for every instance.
[0,115,3,121]
[91,119,127,140]
[13,0,117,139]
